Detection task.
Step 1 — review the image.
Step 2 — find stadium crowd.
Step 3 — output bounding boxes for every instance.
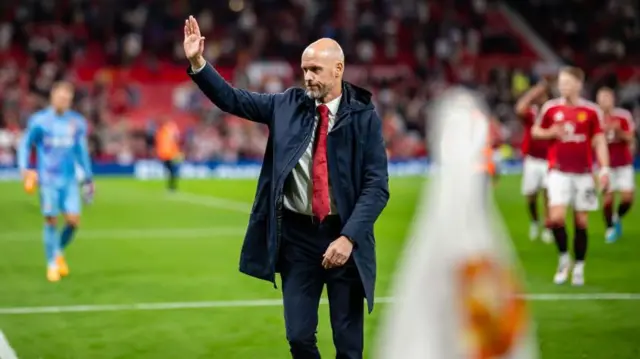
[507,0,640,67]
[0,0,638,165]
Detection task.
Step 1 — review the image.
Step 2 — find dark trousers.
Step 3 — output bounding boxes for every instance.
[279,209,365,359]
[162,159,178,191]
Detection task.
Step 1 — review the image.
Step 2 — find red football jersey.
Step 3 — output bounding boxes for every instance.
[604,108,635,167]
[520,106,550,159]
[535,98,604,173]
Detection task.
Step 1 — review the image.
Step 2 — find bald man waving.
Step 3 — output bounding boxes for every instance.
[184,16,389,359]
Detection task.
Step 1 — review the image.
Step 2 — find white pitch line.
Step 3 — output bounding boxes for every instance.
[0,330,18,359]
[0,227,245,242]
[166,192,252,213]
[1,293,639,315]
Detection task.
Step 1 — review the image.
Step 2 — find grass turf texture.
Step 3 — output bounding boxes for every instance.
[0,175,639,359]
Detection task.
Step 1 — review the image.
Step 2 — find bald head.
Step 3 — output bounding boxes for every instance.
[301,38,345,102]
[303,38,345,63]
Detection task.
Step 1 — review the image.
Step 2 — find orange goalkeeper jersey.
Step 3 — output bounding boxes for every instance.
[156,121,180,161]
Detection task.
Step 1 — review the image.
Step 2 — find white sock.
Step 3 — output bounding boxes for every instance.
[574,261,584,271]
[559,253,570,266]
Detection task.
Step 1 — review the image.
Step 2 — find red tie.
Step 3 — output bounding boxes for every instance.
[312,104,331,221]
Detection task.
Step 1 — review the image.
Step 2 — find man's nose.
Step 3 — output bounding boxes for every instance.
[304,72,314,82]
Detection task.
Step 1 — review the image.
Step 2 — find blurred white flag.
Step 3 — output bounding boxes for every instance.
[376,88,538,359]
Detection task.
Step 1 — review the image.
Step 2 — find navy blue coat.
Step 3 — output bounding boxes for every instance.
[188,63,390,312]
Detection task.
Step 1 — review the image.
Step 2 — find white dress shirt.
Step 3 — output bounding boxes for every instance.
[283,96,341,215]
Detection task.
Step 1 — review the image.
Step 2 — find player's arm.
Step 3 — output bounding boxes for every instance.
[514,81,547,117]
[17,117,40,175]
[616,110,636,143]
[531,102,559,139]
[592,109,611,190]
[592,133,610,168]
[74,120,93,181]
[75,120,95,202]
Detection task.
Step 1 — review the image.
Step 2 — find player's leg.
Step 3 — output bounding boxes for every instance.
[602,190,617,243]
[603,166,620,242]
[571,211,590,286]
[163,160,177,192]
[614,165,635,237]
[540,180,554,243]
[525,193,540,239]
[58,183,83,277]
[521,157,542,239]
[572,174,600,286]
[169,159,179,191]
[546,170,571,284]
[39,187,62,282]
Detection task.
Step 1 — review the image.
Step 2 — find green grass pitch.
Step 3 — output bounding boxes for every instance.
[0,175,639,358]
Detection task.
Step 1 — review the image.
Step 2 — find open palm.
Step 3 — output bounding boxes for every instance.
[183,16,205,66]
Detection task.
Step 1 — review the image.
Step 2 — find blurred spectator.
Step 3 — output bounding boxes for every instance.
[0,0,637,166]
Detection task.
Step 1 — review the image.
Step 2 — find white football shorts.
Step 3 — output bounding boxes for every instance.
[608,165,635,192]
[521,156,549,195]
[547,170,598,211]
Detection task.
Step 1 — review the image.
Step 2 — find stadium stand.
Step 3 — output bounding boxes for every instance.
[0,0,638,166]
[507,0,640,67]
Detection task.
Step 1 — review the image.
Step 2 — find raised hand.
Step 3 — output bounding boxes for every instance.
[183,15,206,69]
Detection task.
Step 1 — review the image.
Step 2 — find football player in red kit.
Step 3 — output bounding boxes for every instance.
[533,67,610,286]
[596,87,636,243]
[515,80,553,243]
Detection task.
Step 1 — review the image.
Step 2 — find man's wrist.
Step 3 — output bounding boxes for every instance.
[599,166,610,176]
[341,235,355,245]
[190,57,206,73]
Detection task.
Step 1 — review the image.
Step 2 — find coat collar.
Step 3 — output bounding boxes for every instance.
[303,81,374,115]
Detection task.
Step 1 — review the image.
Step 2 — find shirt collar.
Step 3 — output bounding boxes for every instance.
[316,94,342,116]
[46,106,69,117]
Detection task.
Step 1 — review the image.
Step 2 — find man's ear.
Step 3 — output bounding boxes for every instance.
[335,62,344,78]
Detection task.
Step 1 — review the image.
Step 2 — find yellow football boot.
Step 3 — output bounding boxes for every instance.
[56,255,69,277]
[47,267,61,282]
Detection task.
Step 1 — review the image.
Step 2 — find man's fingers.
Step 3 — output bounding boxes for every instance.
[190,15,201,37]
[193,17,202,36]
[323,245,338,268]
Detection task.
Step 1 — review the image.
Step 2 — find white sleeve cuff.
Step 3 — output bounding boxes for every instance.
[191,62,206,74]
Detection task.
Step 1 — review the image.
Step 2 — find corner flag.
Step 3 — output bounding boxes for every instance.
[375,88,538,359]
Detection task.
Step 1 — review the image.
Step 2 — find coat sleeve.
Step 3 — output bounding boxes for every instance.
[187,62,276,125]
[340,110,390,242]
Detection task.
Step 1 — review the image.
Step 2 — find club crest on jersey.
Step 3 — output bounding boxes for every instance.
[553,112,564,122]
[577,112,587,122]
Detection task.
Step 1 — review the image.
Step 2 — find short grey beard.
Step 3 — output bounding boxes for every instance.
[305,89,322,100]
[305,85,330,101]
